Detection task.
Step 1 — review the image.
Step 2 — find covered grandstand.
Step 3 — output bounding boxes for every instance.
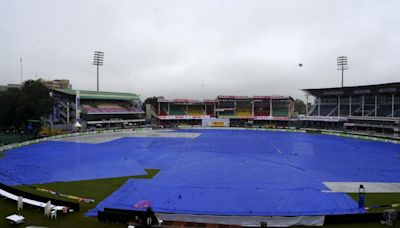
[50,89,145,130]
[149,95,294,127]
[302,82,400,135]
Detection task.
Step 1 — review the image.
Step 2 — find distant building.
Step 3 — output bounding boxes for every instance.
[39,79,72,89]
[0,83,22,92]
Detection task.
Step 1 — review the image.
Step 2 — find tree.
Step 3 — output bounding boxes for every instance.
[0,80,54,130]
[142,96,159,111]
[0,88,20,128]
[294,99,306,114]
[16,80,54,128]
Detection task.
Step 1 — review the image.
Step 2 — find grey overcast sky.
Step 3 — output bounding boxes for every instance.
[0,0,399,100]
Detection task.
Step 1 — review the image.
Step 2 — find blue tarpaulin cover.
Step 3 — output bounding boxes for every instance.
[0,141,146,185]
[87,129,400,216]
[86,179,364,216]
[1,129,399,216]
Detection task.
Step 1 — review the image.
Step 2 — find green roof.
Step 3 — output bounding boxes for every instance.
[54,89,140,101]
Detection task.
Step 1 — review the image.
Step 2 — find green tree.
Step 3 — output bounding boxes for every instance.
[143,96,159,111]
[16,80,54,128]
[0,88,20,128]
[294,99,306,114]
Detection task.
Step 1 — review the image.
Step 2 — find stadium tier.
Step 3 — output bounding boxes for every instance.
[169,105,186,115]
[187,105,204,115]
[82,103,142,114]
[235,100,252,117]
[150,96,294,127]
[50,89,145,130]
[302,82,400,135]
[254,100,270,116]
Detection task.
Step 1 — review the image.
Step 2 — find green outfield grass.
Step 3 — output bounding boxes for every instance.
[0,168,398,227]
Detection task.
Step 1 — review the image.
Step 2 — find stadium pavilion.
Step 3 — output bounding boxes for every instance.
[49,89,144,130]
[148,95,294,128]
[302,82,400,136]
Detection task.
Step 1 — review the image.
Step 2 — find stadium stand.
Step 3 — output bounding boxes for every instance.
[378,105,394,117]
[205,104,216,117]
[236,107,252,116]
[338,105,348,116]
[254,100,270,116]
[216,98,236,118]
[301,82,400,135]
[169,105,186,115]
[272,109,289,117]
[50,89,144,130]
[271,99,290,117]
[159,103,168,116]
[218,110,235,117]
[235,100,252,117]
[82,103,139,114]
[218,99,235,108]
[150,96,293,127]
[187,105,204,116]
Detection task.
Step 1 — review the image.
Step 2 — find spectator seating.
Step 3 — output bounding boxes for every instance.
[377,105,395,117]
[272,109,289,117]
[159,107,168,115]
[319,105,336,116]
[82,104,138,114]
[236,107,252,117]
[393,109,400,117]
[206,107,215,116]
[169,105,186,115]
[188,106,204,116]
[339,105,350,116]
[254,105,270,116]
[255,111,270,116]
[218,111,234,117]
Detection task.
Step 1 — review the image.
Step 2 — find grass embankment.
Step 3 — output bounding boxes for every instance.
[0,169,159,228]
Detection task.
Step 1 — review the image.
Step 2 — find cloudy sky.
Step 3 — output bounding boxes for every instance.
[0,0,399,100]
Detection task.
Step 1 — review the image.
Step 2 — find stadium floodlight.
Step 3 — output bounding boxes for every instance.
[337,56,348,88]
[20,58,23,84]
[93,51,104,92]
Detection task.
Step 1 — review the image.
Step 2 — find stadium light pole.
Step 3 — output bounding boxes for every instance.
[337,56,348,88]
[20,57,23,84]
[93,51,104,92]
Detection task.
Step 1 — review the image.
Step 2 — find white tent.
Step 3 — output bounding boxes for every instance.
[74,121,82,128]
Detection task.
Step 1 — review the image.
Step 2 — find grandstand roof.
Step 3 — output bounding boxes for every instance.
[156,96,293,103]
[303,82,400,96]
[53,89,140,101]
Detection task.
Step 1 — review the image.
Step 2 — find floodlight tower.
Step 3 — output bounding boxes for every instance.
[20,58,23,84]
[337,56,348,87]
[93,51,104,92]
